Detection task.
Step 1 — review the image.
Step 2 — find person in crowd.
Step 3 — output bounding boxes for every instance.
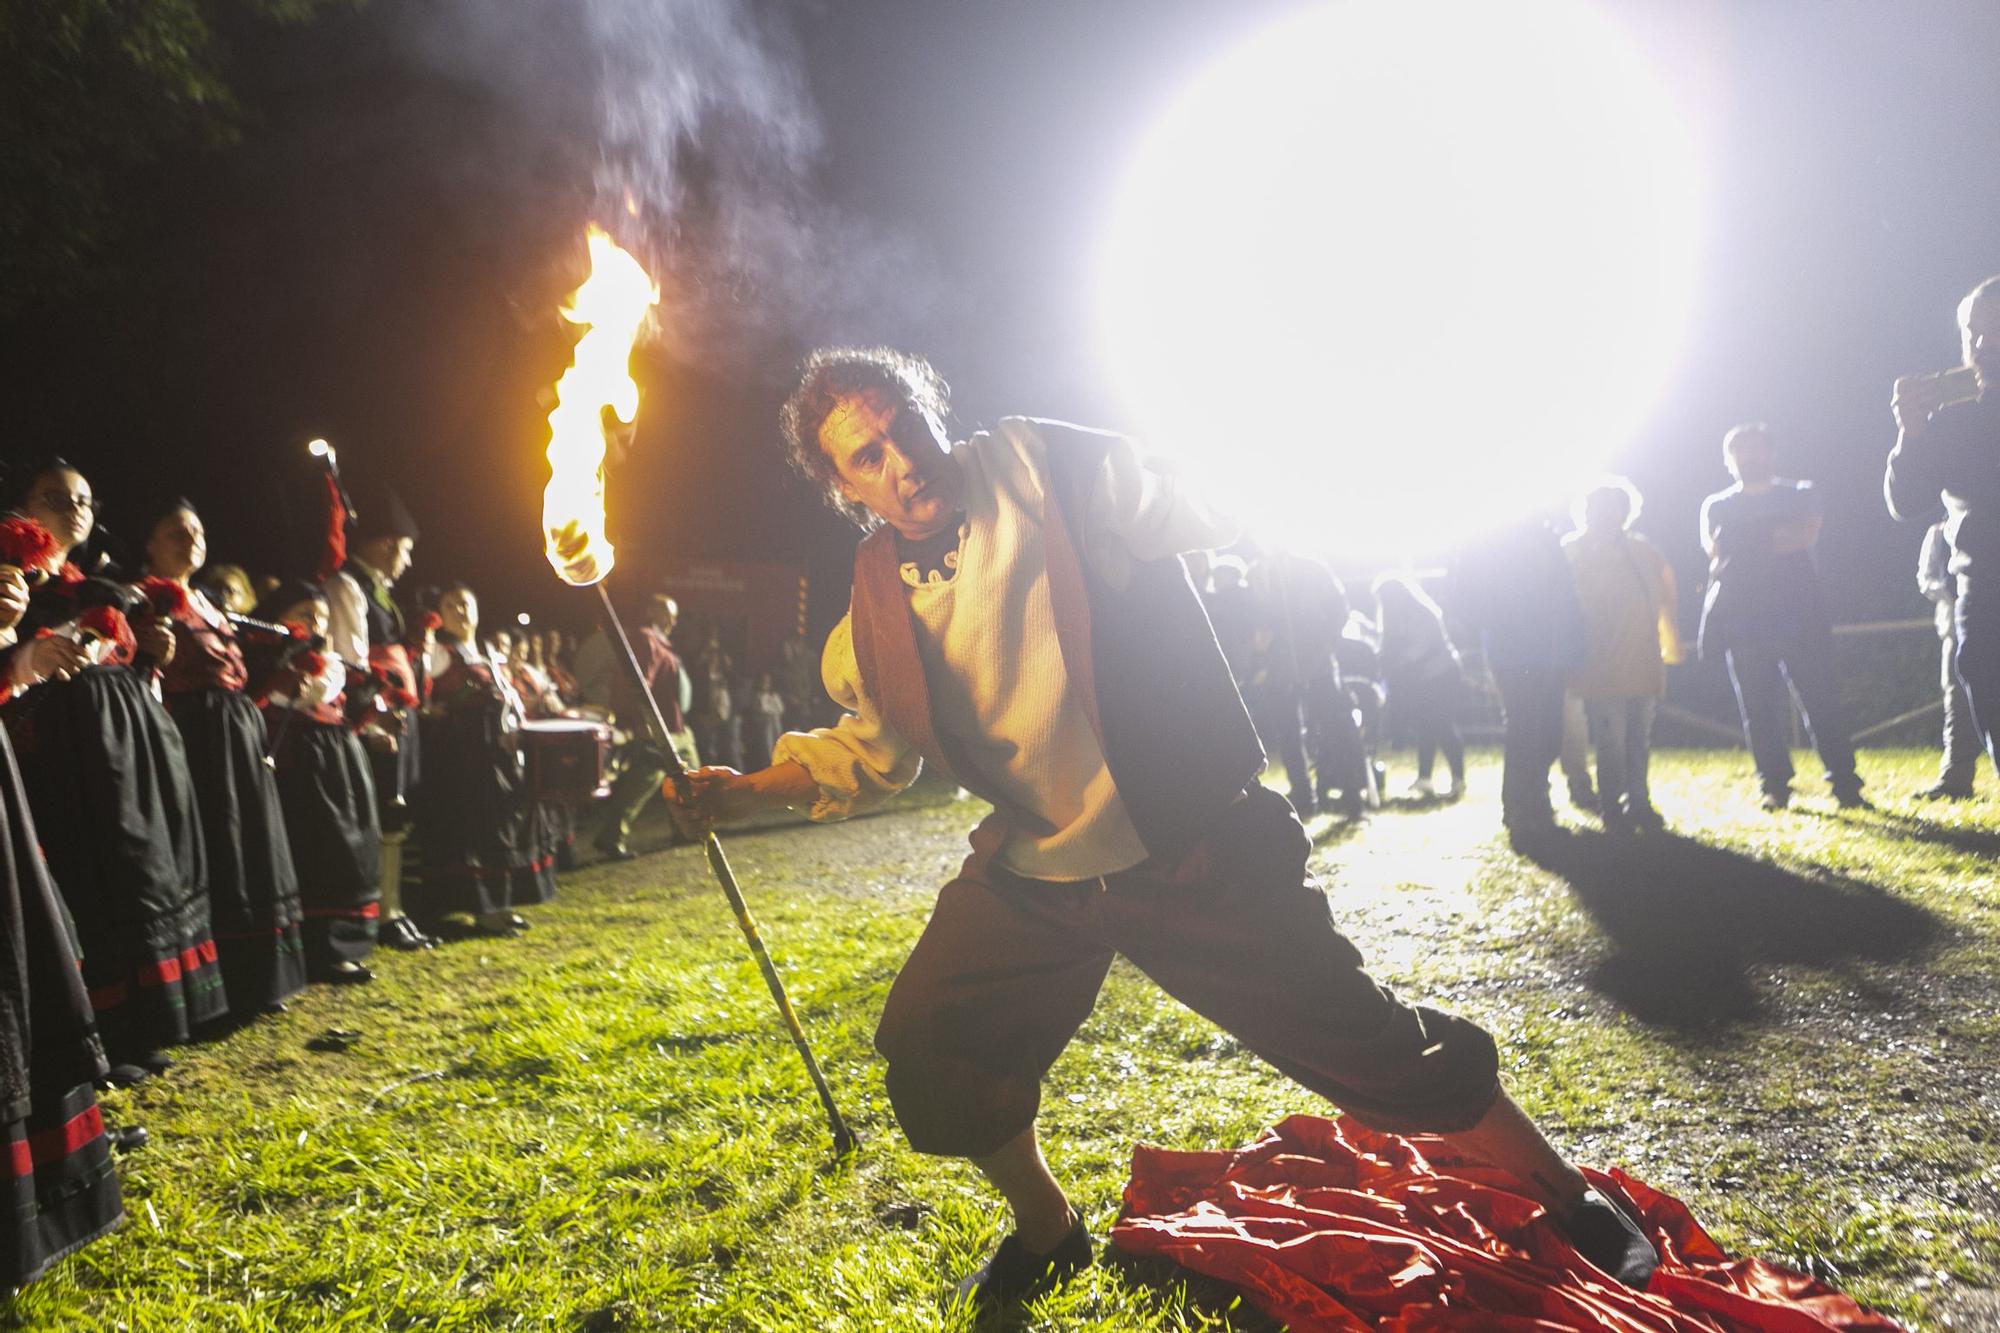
[1558,695,1597,814]
[249,579,381,984]
[1563,481,1681,834]
[3,461,224,1082]
[1700,423,1866,811]
[0,538,127,1286]
[1916,521,1981,799]
[416,583,542,935]
[748,671,786,772]
[1201,553,1257,683]
[777,628,818,731]
[197,563,257,616]
[691,631,741,772]
[1373,573,1466,799]
[504,627,579,873]
[1241,555,1318,817]
[668,347,1658,1309]
[1887,274,2000,774]
[538,630,580,704]
[576,593,697,860]
[1453,517,1586,840]
[325,485,435,950]
[144,502,306,1016]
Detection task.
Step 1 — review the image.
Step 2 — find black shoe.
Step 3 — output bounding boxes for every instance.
[1915,781,1974,801]
[597,842,637,862]
[1835,790,1873,811]
[1563,1187,1658,1288]
[954,1215,1093,1311]
[320,962,374,986]
[381,916,435,951]
[475,912,530,937]
[137,1051,175,1075]
[1759,789,1790,812]
[107,1125,149,1154]
[100,1063,152,1090]
[1629,805,1667,832]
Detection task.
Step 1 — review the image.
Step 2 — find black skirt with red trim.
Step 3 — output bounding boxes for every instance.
[166,688,306,1014]
[0,726,122,1288]
[266,712,380,972]
[0,1084,122,1289]
[4,664,226,1054]
[412,703,542,919]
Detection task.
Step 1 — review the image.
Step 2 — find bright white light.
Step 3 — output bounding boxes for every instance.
[1096,0,1706,562]
[307,438,332,459]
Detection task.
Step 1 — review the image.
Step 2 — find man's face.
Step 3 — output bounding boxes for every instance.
[439,587,477,641]
[818,388,962,540]
[24,468,95,557]
[1963,289,2000,388]
[362,536,415,584]
[1725,434,1776,486]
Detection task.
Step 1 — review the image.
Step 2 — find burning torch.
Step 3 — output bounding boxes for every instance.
[541,226,856,1158]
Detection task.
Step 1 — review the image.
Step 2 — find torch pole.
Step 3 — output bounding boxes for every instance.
[593,581,857,1158]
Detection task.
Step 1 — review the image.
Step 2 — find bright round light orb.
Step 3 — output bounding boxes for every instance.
[1096,0,1706,562]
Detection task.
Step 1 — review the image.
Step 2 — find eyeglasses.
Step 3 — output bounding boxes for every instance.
[34,490,98,515]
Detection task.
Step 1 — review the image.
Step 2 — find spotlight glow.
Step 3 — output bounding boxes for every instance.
[1096,0,1706,560]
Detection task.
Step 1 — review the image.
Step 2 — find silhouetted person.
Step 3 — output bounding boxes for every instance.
[1454,517,1585,839]
[1917,522,1980,799]
[1564,481,1680,833]
[1887,273,2000,777]
[1374,574,1465,798]
[1699,423,1865,811]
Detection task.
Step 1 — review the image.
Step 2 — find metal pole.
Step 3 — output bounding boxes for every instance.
[593,581,857,1158]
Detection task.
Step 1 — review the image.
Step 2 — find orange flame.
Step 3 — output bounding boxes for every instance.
[543,226,659,586]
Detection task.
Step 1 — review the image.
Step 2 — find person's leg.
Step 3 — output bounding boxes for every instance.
[1954,590,2000,767]
[1625,697,1657,820]
[971,1125,1076,1252]
[1558,692,1595,808]
[1100,787,1657,1281]
[1778,626,1862,801]
[1493,667,1551,824]
[1941,651,1982,791]
[1411,685,1441,786]
[1584,698,1630,824]
[595,743,668,855]
[1725,643,1795,801]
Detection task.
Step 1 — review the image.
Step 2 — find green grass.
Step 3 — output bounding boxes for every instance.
[9,748,1999,1330]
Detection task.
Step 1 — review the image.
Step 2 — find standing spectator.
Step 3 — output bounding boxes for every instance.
[325,484,436,949]
[576,593,697,860]
[5,462,225,1079]
[0,548,126,1286]
[1453,518,1586,839]
[1887,276,2000,783]
[1563,481,1681,834]
[1202,554,1257,684]
[690,630,740,772]
[1243,554,1317,817]
[778,629,818,731]
[1373,574,1465,799]
[748,672,786,772]
[145,502,307,1016]
[1916,521,1980,799]
[1700,423,1866,811]
[251,580,381,984]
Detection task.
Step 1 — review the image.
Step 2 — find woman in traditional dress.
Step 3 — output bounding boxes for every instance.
[415,584,542,936]
[4,463,225,1080]
[0,543,126,1288]
[143,502,306,1016]
[249,580,380,984]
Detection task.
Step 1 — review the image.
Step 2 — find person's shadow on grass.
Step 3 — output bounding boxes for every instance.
[1516,829,1940,1029]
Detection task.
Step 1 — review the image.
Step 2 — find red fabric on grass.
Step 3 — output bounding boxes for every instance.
[1111,1114,1902,1332]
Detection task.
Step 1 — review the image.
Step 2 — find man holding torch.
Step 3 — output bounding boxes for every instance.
[667,347,1658,1309]
[1887,274,2000,764]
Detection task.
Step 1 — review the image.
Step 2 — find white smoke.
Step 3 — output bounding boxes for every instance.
[395,0,936,362]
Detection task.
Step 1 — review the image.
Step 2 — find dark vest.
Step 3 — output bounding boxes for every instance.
[848,419,1263,865]
[342,561,404,646]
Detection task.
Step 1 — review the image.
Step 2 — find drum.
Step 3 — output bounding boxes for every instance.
[520,719,613,804]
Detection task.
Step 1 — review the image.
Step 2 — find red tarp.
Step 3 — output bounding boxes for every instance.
[1111,1114,1904,1332]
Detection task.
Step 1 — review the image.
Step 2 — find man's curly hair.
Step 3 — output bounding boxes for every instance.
[779,346,951,530]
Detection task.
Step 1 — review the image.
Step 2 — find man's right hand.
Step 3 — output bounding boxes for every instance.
[663,761,817,837]
[1893,373,1950,434]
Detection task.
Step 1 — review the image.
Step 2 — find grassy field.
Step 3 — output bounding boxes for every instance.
[9,747,1999,1331]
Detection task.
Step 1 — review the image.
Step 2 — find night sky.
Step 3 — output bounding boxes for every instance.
[5,0,2000,649]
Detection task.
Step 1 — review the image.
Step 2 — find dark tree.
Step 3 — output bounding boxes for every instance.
[0,0,357,312]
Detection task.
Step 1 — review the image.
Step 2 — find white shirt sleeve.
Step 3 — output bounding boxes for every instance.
[767,615,923,821]
[324,571,370,668]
